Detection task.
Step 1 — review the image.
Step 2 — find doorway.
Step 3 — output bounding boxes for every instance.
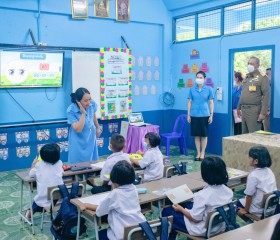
[229,46,274,135]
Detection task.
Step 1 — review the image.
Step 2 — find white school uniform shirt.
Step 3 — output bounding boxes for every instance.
[138,147,164,182]
[184,184,233,236]
[29,160,64,207]
[96,184,146,240]
[100,151,130,185]
[239,167,277,217]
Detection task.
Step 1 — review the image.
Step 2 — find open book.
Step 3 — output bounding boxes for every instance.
[91,161,105,170]
[165,184,193,204]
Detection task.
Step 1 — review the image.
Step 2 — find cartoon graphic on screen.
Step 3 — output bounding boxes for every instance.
[4,60,29,84]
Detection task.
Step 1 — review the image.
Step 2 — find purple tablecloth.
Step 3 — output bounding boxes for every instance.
[126,125,160,153]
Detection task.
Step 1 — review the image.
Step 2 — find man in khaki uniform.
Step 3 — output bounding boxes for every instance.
[237,56,270,134]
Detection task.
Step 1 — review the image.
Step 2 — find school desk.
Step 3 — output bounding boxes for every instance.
[209,213,280,240]
[223,133,280,187]
[126,124,160,153]
[71,174,207,240]
[15,159,105,235]
[186,167,248,188]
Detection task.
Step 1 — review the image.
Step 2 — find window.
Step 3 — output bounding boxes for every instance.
[256,0,280,29]
[175,16,195,42]
[224,1,252,34]
[198,9,221,38]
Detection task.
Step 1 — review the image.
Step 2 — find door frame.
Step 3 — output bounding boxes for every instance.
[228,45,275,135]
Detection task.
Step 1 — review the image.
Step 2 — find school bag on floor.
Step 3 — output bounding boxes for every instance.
[50,182,87,240]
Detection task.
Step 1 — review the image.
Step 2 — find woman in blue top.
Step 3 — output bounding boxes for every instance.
[187,71,214,161]
[67,87,101,164]
[232,72,243,135]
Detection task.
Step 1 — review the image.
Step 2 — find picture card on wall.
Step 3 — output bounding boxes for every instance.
[146,70,152,81]
[154,70,160,81]
[134,85,140,95]
[186,78,194,88]
[0,133,7,145]
[15,131,29,144]
[16,146,30,158]
[142,85,148,95]
[200,63,209,72]
[146,56,152,67]
[0,148,8,160]
[138,70,144,80]
[57,141,69,152]
[177,78,185,88]
[56,127,69,139]
[182,64,189,73]
[36,130,50,141]
[205,78,214,88]
[154,56,160,67]
[97,138,104,147]
[131,70,136,80]
[138,56,144,66]
[190,49,200,59]
[151,85,156,95]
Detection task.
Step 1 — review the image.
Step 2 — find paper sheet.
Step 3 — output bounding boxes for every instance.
[78,192,110,205]
[165,184,193,204]
[254,130,275,135]
[91,161,105,169]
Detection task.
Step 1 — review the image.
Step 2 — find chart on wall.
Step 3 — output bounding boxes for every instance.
[100,48,132,120]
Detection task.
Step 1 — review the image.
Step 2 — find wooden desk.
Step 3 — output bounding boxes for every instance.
[186,168,248,188]
[15,160,104,235]
[71,175,206,240]
[209,214,280,240]
[223,133,280,187]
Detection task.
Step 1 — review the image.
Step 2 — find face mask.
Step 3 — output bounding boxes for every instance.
[143,142,148,150]
[108,145,112,151]
[247,64,255,73]
[196,78,204,85]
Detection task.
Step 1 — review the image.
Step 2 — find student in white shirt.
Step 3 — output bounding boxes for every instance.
[130,132,164,182]
[237,145,277,219]
[162,157,233,239]
[80,160,145,240]
[90,134,130,194]
[26,144,64,218]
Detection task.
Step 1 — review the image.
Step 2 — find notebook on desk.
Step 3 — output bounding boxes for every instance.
[128,112,151,126]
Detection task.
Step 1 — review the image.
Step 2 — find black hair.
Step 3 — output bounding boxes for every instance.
[110,160,135,186]
[70,87,90,103]
[234,72,243,82]
[40,143,60,165]
[110,134,125,152]
[201,156,228,185]
[144,132,161,148]
[249,145,272,168]
[196,71,206,78]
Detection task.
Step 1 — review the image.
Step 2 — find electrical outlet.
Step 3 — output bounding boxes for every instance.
[217,87,222,101]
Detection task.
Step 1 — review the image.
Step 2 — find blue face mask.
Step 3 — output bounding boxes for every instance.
[143,142,149,150]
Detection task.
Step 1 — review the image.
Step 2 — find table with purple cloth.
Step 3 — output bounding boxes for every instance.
[126,125,160,153]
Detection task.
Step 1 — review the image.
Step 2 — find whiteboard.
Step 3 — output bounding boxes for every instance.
[72,51,101,118]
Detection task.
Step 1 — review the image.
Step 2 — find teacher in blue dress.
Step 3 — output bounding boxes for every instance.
[187,71,214,161]
[67,87,101,164]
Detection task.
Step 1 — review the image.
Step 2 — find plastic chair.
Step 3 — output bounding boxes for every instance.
[160,114,188,156]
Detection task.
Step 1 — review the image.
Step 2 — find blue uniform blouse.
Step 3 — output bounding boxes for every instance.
[188,85,214,117]
[67,100,99,164]
[232,86,242,110]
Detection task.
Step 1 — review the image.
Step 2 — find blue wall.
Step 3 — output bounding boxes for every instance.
[0,0,172,171]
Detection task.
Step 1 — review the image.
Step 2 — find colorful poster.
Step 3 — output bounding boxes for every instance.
[97,138,104,147]
[100,48,132,120]
[57,141,68,152]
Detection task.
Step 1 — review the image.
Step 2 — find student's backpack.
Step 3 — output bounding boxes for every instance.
[139,217,169,240]
[216,202,240,232]
[173,162,187,176]
[50,182,87,240]
[273,190,280,215]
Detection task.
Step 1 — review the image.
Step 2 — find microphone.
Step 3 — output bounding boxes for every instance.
[121,36,130,49]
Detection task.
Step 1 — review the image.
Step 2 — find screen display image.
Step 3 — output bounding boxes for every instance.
[0,51,63,88]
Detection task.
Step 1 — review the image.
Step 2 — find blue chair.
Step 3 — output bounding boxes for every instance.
[160,114,188,156]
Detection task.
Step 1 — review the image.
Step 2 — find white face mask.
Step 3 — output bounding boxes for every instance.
[247,64,255,73]
[143,142,149,150]
[196,78,204,85]
[108,145,112,151]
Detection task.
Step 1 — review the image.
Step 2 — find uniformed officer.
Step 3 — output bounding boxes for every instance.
[237,56,270,134]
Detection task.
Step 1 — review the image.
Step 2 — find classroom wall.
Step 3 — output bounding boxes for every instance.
[171,21,280,154]
[0,0,172,171]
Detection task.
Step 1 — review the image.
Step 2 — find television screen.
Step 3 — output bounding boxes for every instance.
[0,51,63,88]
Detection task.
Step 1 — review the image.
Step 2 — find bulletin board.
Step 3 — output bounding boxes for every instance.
[100,48,132,120]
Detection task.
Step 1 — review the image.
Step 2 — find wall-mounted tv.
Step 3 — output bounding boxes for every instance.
[0,51,63,88]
